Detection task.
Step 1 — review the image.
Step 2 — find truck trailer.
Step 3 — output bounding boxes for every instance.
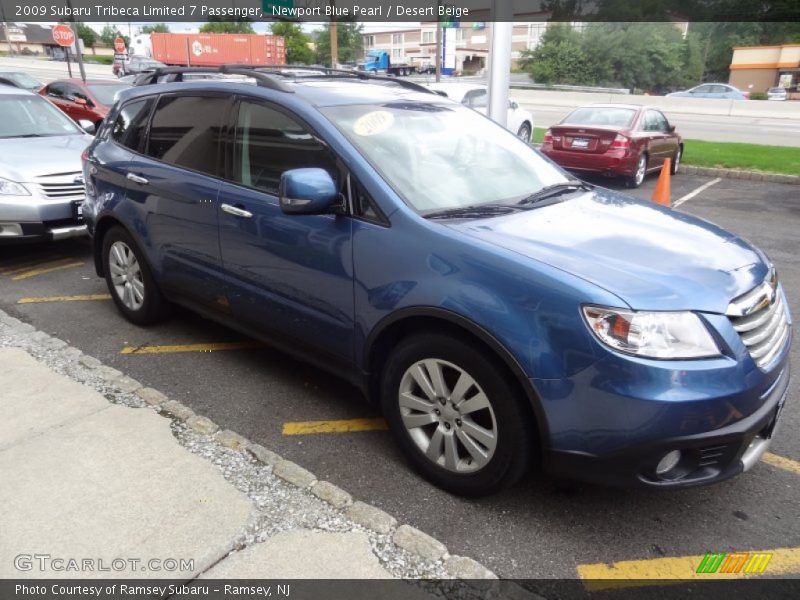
[144,32,285,67]
[359,51,429,76]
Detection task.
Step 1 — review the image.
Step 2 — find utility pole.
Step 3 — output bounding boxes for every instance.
[66,0,86,82]
[487,0,512,128]
[330,1,338,69]
[0,2,15,56]
[435,1,442,82]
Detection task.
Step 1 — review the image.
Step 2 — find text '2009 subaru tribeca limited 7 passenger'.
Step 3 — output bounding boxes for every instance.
[83,67,792,496]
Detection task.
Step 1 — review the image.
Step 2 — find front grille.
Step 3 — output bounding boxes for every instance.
[727,269,790,370]
[698,444,729,468]
[35,172,85,201]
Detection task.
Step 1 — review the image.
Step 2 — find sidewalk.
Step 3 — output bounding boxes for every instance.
[0,308,501,590]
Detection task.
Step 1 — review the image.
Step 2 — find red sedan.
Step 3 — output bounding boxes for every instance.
[540,104,683,188]
[39,79,130,131]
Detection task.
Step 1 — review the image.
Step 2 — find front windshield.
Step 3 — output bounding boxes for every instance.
[6,72,42,89]
[0,95,82,138]
[322,102,566,213]
[88,84,129,105]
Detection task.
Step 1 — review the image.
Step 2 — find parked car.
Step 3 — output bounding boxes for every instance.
[0,87,93,242]
[540,104,682,188]
[667,83,749,100]
[0,69,44,92]
[427,82,535,141]
[116,56,166,77]
[40,79,131,131]
[767,87,788,101]
[83,72,791,496]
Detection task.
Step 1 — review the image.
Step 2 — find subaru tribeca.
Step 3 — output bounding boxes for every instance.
[82,68,792,496]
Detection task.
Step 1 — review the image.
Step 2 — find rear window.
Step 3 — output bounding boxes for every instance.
[562,107,636,128]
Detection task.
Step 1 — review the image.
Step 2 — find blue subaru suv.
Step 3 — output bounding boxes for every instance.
[83,67,792,496]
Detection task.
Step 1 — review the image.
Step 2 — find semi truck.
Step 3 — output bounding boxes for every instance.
[128,32,286,67]
[359,51,431,76]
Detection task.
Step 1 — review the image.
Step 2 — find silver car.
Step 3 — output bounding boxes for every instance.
[767,87,788,101]
[0,87,93,242]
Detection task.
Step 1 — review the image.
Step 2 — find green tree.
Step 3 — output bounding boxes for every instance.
[76,22,96,52]
[99,26,129,51]
[141,23,170,35]
[313,19,363,66]
[519,25,586,84]
[271,22,313,64]
[199,19,255,34]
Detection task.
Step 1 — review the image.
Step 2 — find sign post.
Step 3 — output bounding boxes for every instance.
[52,24,75,78]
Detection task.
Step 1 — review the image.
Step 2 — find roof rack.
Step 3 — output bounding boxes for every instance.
[133,66,294,93]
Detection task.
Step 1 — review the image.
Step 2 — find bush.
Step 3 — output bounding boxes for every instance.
[82,55,114,65]
[21,47,34,56]
[749,91,768,100]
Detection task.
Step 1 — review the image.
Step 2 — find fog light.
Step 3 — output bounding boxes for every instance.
[656,450,682,476]
[0,223,23,237]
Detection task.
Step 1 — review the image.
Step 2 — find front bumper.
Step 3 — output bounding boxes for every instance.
[0,188,87,243]
[544,363,790,488]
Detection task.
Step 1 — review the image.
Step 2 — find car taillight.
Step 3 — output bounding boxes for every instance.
[610,134,630,150]
[543,129,553,144]
[81,147,89,161]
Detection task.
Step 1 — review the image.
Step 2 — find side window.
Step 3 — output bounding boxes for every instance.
[111,98,154,151]
[232,100,337,196]
[693,85,710,94]
[48,83,66,98]
[654,111,669,132]
[351,179,380,222]
[146,95,228,177]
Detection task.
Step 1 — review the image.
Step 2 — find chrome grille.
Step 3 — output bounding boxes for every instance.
[35,172,85,201]
[727,269,790,370]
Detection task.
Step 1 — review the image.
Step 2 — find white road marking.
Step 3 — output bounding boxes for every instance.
[673,177,722,208]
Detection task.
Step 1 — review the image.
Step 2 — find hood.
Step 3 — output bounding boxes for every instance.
[448,189,768,314]
[0,134,92,182]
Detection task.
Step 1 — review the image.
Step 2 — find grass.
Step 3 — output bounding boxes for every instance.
[531,127,798,176]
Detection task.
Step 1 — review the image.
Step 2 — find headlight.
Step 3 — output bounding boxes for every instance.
[582,305,719,359]
[0,177,29,196]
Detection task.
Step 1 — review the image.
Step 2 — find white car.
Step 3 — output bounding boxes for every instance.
[426,83,535,142]
[767,87,788,101]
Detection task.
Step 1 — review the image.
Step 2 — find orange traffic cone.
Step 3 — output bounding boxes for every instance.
[652,158,671,207]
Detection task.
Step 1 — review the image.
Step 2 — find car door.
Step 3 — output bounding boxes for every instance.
[123,93,232,309]
[653,110,678,160]
[45,82,71,116]
[217,97,355,361]
[65,84,95,123]
[642,110,671,168]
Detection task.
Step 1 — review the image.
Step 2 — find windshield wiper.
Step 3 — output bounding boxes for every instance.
[517,181,592,206]
[424,204,521,220]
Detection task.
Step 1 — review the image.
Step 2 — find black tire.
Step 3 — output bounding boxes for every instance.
[626,153,648,188]
[102,226,170,326]
[671,145,682,175]
[517,122,532,143]
[380,333,535,497]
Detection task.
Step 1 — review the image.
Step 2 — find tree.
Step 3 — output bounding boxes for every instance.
[141,23,170,35]
[76,22,96,52]
[271,22,314,64]
[199,19,255,34]
[313,19,363,66]
[519,25,586,85]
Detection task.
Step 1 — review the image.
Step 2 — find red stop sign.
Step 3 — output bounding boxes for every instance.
[114,37,126,53]
[52,24,75,48]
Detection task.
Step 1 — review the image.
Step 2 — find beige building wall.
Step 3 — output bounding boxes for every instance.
[730,44,800,93]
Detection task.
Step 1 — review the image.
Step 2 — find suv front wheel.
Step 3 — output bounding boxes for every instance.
[381,333,534,496]
[102,226,170,325]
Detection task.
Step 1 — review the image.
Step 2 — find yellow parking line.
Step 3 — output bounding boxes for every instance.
[577,547,800,590]
[0,255,58,275]
[17,294,112,304]
[11,260,84,281]
[120,341,262,355]
[283,418,388,435]
[762,452,800,475]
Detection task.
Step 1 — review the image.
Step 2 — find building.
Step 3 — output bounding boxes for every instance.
[729,44,800,93]
[362,22,550,75]
[1,23,115,58]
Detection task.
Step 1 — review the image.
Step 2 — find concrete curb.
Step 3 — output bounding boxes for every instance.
[680,165,800,185]
[0,308,500,584]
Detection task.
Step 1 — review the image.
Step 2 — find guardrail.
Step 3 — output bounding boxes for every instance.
[511,82,631,95]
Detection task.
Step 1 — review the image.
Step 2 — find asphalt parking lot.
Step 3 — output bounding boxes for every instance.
[0,171,798,585]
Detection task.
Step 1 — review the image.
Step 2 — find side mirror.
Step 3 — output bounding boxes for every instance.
[279,168,340,215]
[668,124,676,133]
[74,97,87,105]
[77,119,96,135]
[509,100,519,110]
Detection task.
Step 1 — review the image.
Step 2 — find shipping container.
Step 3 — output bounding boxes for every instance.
[150,32,286,67]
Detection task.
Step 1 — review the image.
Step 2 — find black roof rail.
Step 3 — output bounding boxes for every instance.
[133,66,294,93]
[223,64,440,96]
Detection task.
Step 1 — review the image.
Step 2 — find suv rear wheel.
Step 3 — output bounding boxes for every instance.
[381,333,533,496]
[102,226,170,325]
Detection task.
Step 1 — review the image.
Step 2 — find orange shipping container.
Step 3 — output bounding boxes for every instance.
[150,32,285,67]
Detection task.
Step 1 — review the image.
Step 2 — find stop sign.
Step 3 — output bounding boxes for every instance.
[52,24,75,48]
[114,37,126,53]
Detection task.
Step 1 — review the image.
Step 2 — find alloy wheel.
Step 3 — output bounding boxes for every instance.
[108,241,145,311]
[398,358,498,473]
[635,155,647,186]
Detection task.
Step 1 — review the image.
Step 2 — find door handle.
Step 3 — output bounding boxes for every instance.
[126,172,148,185]
[221,203,253,219]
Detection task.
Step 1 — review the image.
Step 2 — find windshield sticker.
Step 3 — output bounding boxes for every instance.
[353,111,394,136]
